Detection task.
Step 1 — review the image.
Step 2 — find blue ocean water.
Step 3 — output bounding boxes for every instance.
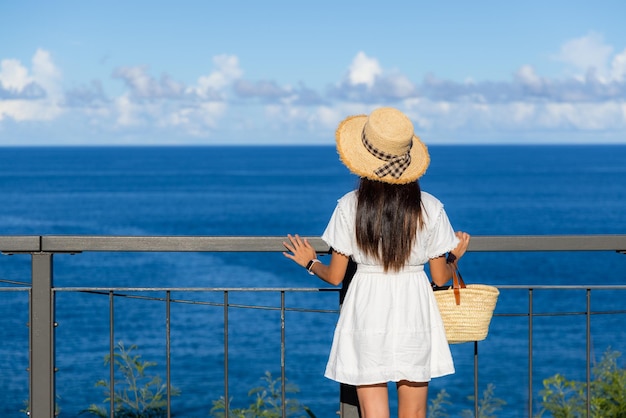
[0,145,625,417]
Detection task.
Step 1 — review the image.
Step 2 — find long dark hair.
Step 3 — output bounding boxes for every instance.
[355,178,424,272]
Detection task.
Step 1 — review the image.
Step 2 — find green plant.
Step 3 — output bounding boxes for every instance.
[461,383,506,418]
[428,384,505,418]
[536,348,626,418]
[428,389,452,418]
[81,341,180,417]
[210,371,315,418]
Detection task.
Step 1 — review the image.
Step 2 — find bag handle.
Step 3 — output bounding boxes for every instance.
[451,265,466,305]
[447,253,466,305]
[431,253,467,305]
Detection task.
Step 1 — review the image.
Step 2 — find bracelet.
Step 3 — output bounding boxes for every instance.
[305,259,321,275]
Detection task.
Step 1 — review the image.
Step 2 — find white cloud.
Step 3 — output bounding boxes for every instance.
[330,53,416,102]
[553,32,614,81]
[315,106,344,130]
[0,49,63,122]
[610,49,626,82]
[113,66,185,99]
[234,79,292,100]
[190,54,243,99]
[2,35,626,144]
[515,65,542,90]
[32,49,62,92]
[114,94,141,126]
[402,98,626,136]
[0,58,31,91]
[348,52,382,87]
[103,55,243,137]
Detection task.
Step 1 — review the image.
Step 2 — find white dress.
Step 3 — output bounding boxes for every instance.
[321,190,458,385]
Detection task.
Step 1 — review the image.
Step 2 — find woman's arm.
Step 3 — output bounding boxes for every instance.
[283,234,349,286]
[429,231,470,286]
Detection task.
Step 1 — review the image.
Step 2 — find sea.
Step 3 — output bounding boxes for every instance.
[0,145,625,417]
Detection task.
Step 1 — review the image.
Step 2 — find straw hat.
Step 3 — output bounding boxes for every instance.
[335,107,429,184]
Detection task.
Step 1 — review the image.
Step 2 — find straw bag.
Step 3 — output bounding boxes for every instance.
[432,264,499,344]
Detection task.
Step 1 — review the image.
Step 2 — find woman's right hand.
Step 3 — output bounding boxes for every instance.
[282,234,317,268]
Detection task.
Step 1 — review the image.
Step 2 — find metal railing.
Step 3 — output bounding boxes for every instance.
[1,234,626,418]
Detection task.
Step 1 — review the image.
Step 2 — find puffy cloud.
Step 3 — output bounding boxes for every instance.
[0,49,63,121]
[102,55,243,137]
[0,58,31,90]
[0,81,46,100]
[111,54,243,104]
[291,84,326,106]
[188,54,243,99]
[233,80,325,105]
[553,32,614,79]
[113,66,186,100]
[2,34,626,144]
[348,52,382,87]
[398,33,626,139]
[401,98,626,137]
[610,49,626,82]
[416,56,626,105]
[330,52,417,102]
[114,94,141,126]
[234,79,292,100]
[32,49,62,89]
[64,80,108,107]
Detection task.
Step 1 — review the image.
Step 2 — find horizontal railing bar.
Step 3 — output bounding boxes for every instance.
[7,283,626,292]
[0,236,41,252]
[68,290,341,313]
[467,235,626,252]
[52,287,336,292]
[21,234,626,253]
[41,236,327,252]
[496,285,626,289]
[51,285,626,291]
[2,235,626,253]
[0,279,31,286]
[497,310,626,317]
[170,301,337,314]
[54,288,626,317]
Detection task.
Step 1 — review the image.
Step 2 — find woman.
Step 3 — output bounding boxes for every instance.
[283,107,470,418]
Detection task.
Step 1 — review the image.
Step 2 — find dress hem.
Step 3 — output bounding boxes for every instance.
[323,368,455,386]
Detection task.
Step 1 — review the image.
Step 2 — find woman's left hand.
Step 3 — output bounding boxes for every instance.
[283,234,317,268]
[451,231,471,261]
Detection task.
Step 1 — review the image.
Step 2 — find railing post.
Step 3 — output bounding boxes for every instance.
[340,384,360,417]
[30,252,55,417]
[224,291,229,418]
[280,291,286,418]
[339,261,360,418]
[528,288,534,416]
[474,341,479,417]
[586,289,591,418]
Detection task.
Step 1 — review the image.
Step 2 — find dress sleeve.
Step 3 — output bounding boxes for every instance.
[425,204,459,260]
[321,197,354,257]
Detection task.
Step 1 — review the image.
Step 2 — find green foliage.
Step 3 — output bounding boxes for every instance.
[428,389,452,418]
[461,384,506,418]
[81,341,180,417]
[210,371,316,418]
[535,348,626,418]
[428,384,505,418]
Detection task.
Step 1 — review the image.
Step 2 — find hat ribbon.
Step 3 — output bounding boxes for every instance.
[361,130,412,179]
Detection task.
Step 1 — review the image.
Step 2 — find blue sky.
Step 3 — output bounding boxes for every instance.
[1,0,625,145]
